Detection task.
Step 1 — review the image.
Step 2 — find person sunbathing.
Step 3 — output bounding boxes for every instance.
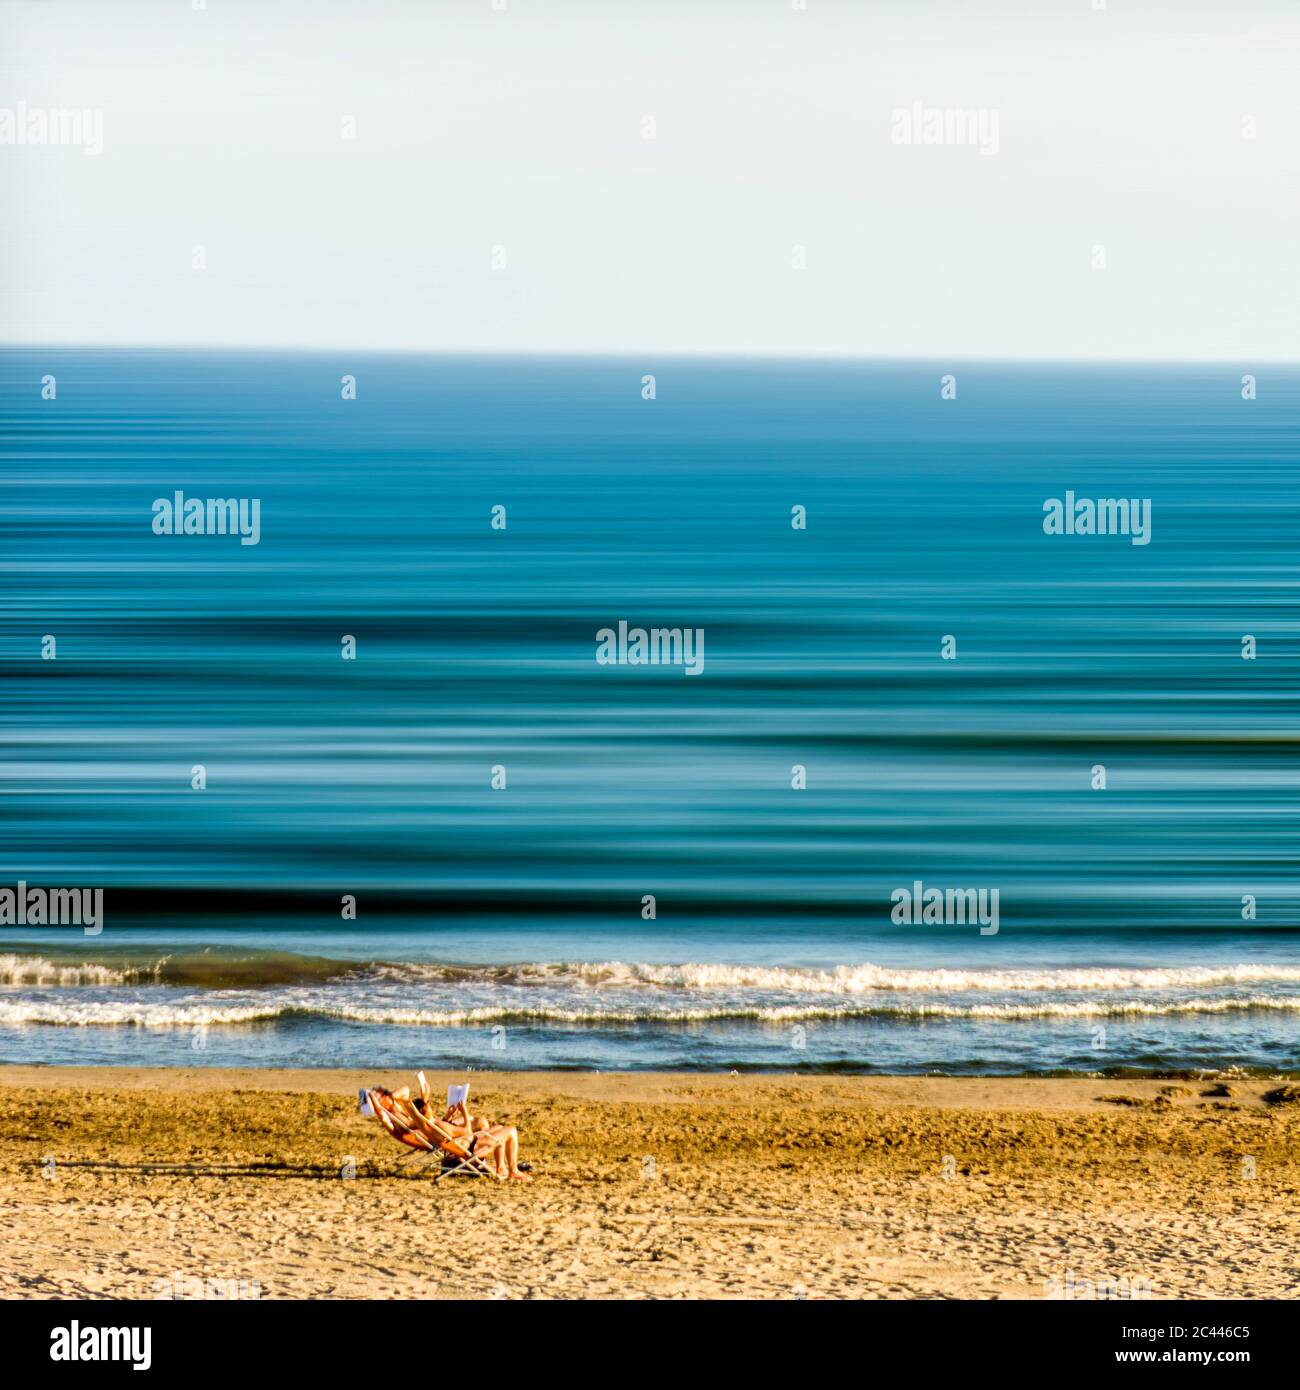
[419,1097,531,1181]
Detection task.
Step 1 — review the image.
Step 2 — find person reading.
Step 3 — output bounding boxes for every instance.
[412,1082,531,1181]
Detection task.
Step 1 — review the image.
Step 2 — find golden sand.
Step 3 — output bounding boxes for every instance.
[1,1067,1297,1300]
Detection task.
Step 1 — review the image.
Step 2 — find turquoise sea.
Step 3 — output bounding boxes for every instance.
[1,349,1298,1073]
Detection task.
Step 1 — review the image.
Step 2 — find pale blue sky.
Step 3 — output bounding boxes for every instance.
[1,0,1296,358]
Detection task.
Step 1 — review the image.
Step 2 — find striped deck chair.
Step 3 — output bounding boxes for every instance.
[362,1083,503,1183]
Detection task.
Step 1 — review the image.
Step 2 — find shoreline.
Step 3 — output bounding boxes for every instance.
[3,1068,1298,1298]
[1,1063,1299,1098]
[3,1063,1298,1082]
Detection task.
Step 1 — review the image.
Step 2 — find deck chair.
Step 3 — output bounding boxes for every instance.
[363,1083,503,1183]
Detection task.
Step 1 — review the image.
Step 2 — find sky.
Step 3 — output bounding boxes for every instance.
[1,0,1297,359]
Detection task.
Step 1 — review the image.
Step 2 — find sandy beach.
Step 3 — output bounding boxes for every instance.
[1,1067,1297,1301]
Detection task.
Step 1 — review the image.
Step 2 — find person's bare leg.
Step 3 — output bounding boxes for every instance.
[475,1130,505,1178]
[474,1123,529,1179]
[501,1128,530,1180]
[475,1125,508,1177]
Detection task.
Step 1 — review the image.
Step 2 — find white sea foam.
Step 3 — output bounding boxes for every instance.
[0,954,130,987]
[8,951,1299,996]
[0,999,284,1027]
[314,994,1300,1027]
[0,993,1297,1028]
[370,959,1300,995]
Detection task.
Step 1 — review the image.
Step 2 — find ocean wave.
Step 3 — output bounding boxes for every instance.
[0,954,131,987]
[2,994,1299,1028]
[0,950,352,989]
[8,947,1300,996]
[365,959,1300,995]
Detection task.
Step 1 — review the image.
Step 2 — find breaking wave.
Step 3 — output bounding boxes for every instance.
[2,993,1298,1029]
[0,950,353,989]
[365,959,1300,994]
[0,954,130,987]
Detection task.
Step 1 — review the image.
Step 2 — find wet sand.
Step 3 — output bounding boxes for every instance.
[1,1067,1297,1300]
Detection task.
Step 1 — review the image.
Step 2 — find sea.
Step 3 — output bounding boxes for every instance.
[1,347,1297,1075]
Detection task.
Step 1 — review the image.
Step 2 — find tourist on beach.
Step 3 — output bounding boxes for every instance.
[413,1093,532,1181]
